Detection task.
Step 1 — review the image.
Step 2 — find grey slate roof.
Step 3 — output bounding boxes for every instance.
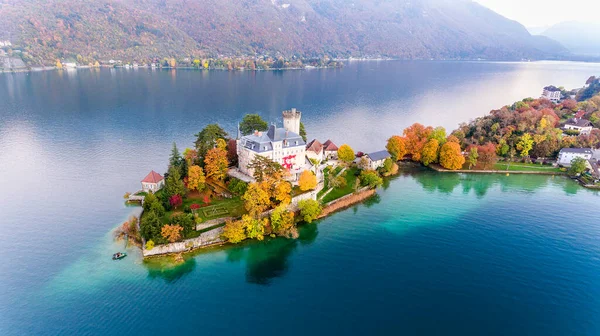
[565,118,592,127]
[367,150,391,162]
[240,125,305,153]
[559,148,593,154]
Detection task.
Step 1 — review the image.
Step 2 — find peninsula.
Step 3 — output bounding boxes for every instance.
[119,75,600,257]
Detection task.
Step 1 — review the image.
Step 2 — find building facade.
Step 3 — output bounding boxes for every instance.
[141,170,165,193]
[364,150,391,170]
[564,118,593,135]
[557,148,593,166]
[237,109,307,180]
[541,86,562,103]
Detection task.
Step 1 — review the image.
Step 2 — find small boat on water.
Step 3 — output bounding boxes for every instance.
[112,252,127,260]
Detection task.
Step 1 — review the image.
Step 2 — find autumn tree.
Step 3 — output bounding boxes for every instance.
[227,139,238,166]
[439,142,465,170]
[204,147,229,181]
[242,215,267,241]
[169,194,183,209]
[421,139,439,166]
[187,165,206,191]
[338,144,355,164]
[273,181,292,205]
[298,199,322,223]
[194,124,228,164]
[386,135,407,161]
[242,182,271,217]
[298,170,318,191]
[467,147,478,169]
[239,114,268,135]
[248,156,284,182]
[222,219,247,243]
[403,123,433,162]
[270,205,297,238]
[429,126,447,145]
[516,133,534,158]
[161,224,183,243]
[183,148,198,166]
[477,143,497,169]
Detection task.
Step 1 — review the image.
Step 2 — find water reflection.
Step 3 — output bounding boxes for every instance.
[144,257,197,283]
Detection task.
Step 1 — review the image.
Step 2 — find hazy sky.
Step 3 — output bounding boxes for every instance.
[474,0,600,27]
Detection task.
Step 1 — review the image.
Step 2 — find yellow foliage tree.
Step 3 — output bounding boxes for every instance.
[241,214,267,241]
[187,165,206,191]
[298,170,318,191]
[216,138,227,150]
[439,142,465,170]
[337,144,355,164]
[421,139,439,166]
[273,181,292,205]
[161,224,183,243]
[169,58,177,68]
[222,219,246,243]
[56,59,63,69]
[242,182,271,217]
[204,147,229,181]
[386,135,407,161]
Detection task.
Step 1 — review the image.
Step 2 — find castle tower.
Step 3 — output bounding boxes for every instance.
[282,108,301,135]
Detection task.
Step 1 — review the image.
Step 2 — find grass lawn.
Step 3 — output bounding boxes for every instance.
[321,167,359,203]
[161,195,246,224]
[493,162,563,173]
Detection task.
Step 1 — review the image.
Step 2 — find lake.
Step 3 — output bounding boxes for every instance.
[1,61,600,335]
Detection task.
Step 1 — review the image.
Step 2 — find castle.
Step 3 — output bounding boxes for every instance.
[237,108,307,181]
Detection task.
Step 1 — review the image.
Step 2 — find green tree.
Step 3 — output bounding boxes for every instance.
[337,144,355,164]
[360,170,383,188]
[429,126,447,145]
[239,114,268,135]
[569,157,587,175]
[171,213,195,237]
[270,205,296,237]
[299,122,307,142]
[194,124,228,164]
[140,211,162,241]
[170,142,182,168]
[165,166,186,198]
[381,158,393,174]
[298,199,322,223]
[468,147,479,169]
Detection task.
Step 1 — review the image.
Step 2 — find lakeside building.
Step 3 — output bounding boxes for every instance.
[541,86,562,103]
[363,150,392,170]
[141,170,165,193]
[557,148,593,166]
[306,138,339,162]
[564,118,594,135]
[237,109,307,181]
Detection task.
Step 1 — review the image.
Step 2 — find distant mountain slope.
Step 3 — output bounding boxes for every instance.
[0,0,567,65]
[541,21,600,56]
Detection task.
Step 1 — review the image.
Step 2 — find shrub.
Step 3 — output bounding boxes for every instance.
[298,199,323,223]
[360,170,383,188]
[145,240,155,250]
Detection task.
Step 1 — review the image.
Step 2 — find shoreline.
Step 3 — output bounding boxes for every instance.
[428,163,567,176]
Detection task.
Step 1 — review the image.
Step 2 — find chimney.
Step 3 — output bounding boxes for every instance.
[254,130,259,136]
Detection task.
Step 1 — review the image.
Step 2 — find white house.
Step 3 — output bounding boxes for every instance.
[541,86,561,103]
[363,150,392,170]
[306,139,324,163]
[557,148,593,166]
[141,170,165,193]
[63,62,77,68]
[237,109,307,181]
[322,139,339,160]
[564,118,593,135]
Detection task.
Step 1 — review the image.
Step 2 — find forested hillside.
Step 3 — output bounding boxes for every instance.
[0,0,568,66]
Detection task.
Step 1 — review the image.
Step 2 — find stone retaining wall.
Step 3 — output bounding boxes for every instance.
[142,226,225,257]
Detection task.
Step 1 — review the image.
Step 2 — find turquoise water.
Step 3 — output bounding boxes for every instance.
[2,62,600,335]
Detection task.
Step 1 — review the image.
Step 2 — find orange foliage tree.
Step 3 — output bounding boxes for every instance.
[298,170,318,191]
[187,165,206,191]
[403,123,433,162]
[204,147,229,181]
[273,181,292,205]
[439,142,465,170]
[386,135,407,161]
[161,224,183,243]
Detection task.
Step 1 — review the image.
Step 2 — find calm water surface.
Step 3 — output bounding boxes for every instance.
[2,61,600,335]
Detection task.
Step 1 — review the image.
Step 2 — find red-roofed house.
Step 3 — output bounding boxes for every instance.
[322,140,339,159]
[306,139,324,162]
[141,170,164,193]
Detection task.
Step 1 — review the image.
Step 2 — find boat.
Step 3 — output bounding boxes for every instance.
[112,252,127,260]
